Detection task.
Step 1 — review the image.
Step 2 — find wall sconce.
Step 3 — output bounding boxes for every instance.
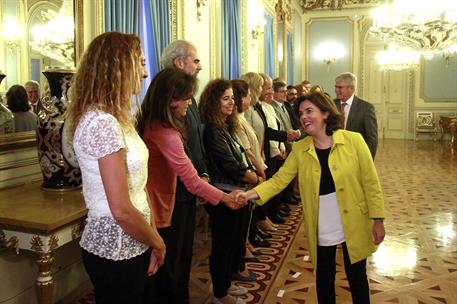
[322,56,336,66]
[3,17,23,53]
[251,26,264,40]
[196,0,207,21]
[443,45,457,65]
[248,0,265,40]
[314,41,345,71]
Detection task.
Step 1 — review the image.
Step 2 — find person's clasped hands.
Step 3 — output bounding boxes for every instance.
[221,190,249,209]
[287,129,300,142]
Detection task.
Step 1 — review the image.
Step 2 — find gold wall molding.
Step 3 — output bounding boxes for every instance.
[241,0,247,73]
[209,1,221,78]
[171,0,178,40]
[304,16,354,78]
[276,0,292,22]
[359,17,373,97]
[74,0,84,63]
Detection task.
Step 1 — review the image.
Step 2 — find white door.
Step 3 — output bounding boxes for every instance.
[362,44,410,139]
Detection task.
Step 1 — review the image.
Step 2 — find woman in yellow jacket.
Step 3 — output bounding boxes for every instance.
[237,92,385,303]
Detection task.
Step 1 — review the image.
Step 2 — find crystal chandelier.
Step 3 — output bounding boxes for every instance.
[376,44,421,71]
[370,0,457,53]
[30,2,74,67]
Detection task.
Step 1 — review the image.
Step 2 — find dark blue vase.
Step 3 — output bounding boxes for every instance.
[37,68,81,191]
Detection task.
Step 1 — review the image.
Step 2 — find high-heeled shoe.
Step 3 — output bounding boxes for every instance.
[244,256,259,262]
[266,217,279,228]
[249,235,270,247]
[228,285,248,296]
[257,220,277,232]
[232,270,258,282]
[212,295,246,304]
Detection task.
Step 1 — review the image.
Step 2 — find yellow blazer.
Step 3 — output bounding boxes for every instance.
[255,129,385,269]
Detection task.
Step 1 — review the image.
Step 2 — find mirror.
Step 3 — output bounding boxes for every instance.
[0,0,83,151]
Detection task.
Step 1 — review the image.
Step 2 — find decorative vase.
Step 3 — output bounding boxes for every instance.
[37,68,81,191]
[0,73,15,134]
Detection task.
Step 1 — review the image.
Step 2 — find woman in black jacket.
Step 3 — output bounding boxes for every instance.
[199,79,261,304]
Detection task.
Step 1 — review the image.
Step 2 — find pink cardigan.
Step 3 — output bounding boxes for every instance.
[142,122,223,228]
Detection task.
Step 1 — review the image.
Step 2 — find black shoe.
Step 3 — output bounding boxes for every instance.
[287,199,300,205]
[251,225,272,239]
[288,195,300,205]
[257,228,272,239]
[269,214,286,224]
[244,256,259,262]
[279,209,290,217]
[250,235,271,247]
[280,204,291,212]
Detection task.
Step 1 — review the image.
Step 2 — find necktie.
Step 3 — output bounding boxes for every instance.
[341,102,348,128]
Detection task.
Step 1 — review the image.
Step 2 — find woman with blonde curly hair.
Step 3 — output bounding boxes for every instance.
[68,32,165,304]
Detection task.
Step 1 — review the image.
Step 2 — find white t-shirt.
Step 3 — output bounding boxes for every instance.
[318,192,345,246]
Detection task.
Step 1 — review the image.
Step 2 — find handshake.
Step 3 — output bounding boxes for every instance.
[287,129,301,142]
[221,190,251,210]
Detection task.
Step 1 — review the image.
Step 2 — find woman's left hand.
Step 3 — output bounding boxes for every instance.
[147,250,160,276]
[372,219,385,245]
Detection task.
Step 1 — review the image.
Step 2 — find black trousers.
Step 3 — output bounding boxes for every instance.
[82,248,150,304]
[146,199,197,304]
[205,202,245,298]
[316,242,370,304]
[231,204,252,274]
[265,157,284,218]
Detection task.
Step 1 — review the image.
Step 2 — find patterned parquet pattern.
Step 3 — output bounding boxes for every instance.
[190,205,303,304]
[190,139,457,304]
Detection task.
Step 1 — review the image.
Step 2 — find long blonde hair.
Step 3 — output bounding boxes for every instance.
[240,72,263,106]
[68,32,143,136]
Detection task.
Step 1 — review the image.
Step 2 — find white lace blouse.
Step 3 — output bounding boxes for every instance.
[73,110,150,260]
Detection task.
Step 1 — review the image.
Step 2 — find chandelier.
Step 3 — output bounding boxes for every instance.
[376,44,420,71]
[370,0,457,53]
[30,2,75,67]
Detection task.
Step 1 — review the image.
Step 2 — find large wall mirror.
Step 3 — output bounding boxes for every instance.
[0,0,83,151]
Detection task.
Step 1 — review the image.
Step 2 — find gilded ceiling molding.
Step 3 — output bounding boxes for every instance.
[196,0,207,21]
[299,0,381,12]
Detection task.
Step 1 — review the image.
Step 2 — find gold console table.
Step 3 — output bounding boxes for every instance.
[0,182,87,304]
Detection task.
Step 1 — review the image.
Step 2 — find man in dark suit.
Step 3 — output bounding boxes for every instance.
[334,72,378,158]
[149,40,206,304]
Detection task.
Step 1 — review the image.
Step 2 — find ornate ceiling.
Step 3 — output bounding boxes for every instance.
[297,0,382,12]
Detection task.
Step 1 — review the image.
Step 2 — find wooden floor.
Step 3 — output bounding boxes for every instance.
[189,139,457,304]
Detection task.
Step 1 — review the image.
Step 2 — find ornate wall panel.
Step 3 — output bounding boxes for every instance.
[306,17,352,95]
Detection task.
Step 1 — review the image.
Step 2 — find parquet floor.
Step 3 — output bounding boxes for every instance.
[190,139,457,304]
